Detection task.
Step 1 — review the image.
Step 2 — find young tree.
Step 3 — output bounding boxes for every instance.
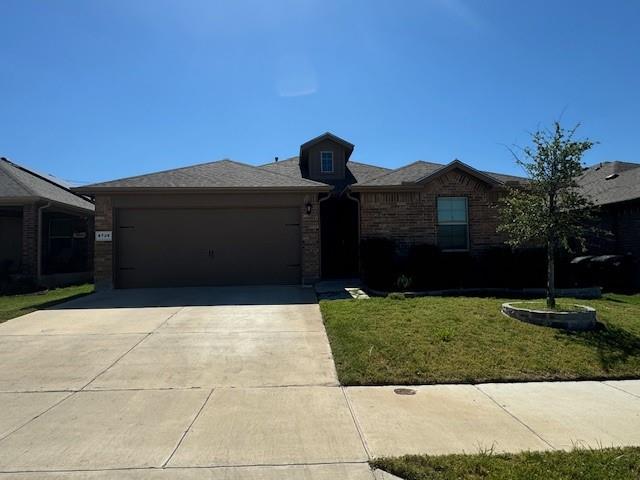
[498,122,596,308]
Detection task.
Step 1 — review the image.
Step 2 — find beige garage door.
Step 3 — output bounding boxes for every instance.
[116,208,301,288]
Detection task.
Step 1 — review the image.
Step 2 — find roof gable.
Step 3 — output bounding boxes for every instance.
[411,160,504,187]
[354,160,526,189]
[299,132,354,153]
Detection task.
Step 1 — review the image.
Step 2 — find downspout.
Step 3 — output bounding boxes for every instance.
[36,202,51,284]
[317,193,333,282]
[345,191,361,276]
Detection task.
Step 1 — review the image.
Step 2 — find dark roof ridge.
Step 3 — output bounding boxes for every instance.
[348,159,391,170]
[259,156,299,167]
[0,157,31,194]
[0,157,94,205]
[82,158,234,187]
[360,159,444,184]
[259,156,391,172]
[222,159,326,186]
[586,160,640,172]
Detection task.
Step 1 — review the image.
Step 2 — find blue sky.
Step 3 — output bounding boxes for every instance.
[1,0,639,184]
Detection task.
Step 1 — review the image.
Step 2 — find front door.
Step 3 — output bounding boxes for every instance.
[320,194,359,278]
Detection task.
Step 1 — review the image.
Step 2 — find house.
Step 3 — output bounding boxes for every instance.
[0,158,95,288]
[577,161,640,286]
[74,133,527,290]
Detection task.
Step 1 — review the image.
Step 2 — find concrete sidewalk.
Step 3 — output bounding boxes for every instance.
[0,287,639,478]
[345,380,640,458]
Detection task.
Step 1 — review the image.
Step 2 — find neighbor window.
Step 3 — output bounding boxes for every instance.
[320,151,334,173]
[437,197,469,250]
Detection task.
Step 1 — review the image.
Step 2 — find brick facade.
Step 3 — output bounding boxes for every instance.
[93,195,114,289]
[21,203,38,277]
[301,194,321,283]
[91,170,507,288]
[360,168,505,255]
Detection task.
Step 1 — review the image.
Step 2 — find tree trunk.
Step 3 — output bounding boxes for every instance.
[547,240,556,309]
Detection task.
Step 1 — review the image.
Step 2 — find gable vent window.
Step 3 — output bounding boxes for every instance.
[320,151,334,173]
[437,197,469,250]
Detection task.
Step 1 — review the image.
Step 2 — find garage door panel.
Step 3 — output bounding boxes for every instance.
[116,208,301,288]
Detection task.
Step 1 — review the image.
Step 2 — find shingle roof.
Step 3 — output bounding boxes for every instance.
[260,157,390,185]
[577,161,640,206]
[75,159,329,191]
[0,158,94,211]
[355,160,527,187]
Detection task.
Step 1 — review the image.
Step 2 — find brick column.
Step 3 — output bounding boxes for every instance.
[301,194,321,284]
[21,204,38,279]
[94,195,113,290]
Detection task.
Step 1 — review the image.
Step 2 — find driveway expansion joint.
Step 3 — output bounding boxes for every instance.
[473,384,556,450]
[162,387,215,467]
[602,381,640,399]
[341,386,373,460]
[151,306,187,333]
[0,391,77,444]
[163,460,372,470]
[78,333,153,391]
[0,460,373,475]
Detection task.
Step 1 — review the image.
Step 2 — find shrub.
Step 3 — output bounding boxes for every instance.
[0,277,43,296]
[360,238,396,289]
[387,292,406,300]
[435,326,455,342]
[407,244,440,289]
[395,274,412,291]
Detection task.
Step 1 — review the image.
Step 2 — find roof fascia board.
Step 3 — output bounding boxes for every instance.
[45,200,95,215]
[350,185,424,192]
[300,132,355,151]
[73,185,333,195]
[0,196,94,213]
[0,196,40,205]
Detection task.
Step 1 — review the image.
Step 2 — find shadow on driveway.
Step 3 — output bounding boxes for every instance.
[50,285,318,309]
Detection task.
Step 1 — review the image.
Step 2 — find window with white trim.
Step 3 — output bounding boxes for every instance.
[437,197,469,250]
[320,151,334,173]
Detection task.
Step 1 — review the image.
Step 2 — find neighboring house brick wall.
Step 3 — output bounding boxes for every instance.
[302,193,321,283]
[614,200,640,258]
[610,200,640,287]
[94,195,113,289]
[21,203,38,277]
[360,168,504,255]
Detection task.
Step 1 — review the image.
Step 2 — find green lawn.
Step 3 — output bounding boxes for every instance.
[320,293,640,385]
[0,284,94,323]
[372,448,640,480]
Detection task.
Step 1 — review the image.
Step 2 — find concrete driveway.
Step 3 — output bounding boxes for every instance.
[1,286,639,478]
[0,286,372,479]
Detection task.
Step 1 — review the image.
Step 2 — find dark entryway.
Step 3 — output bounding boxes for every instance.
[320,194,359,278]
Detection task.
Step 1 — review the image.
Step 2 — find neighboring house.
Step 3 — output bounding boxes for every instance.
[577,161,640,286]
[0,158,95,288]
[76,132,528,290]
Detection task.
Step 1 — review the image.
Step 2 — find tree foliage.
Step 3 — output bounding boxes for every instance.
[498,122,597,307]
